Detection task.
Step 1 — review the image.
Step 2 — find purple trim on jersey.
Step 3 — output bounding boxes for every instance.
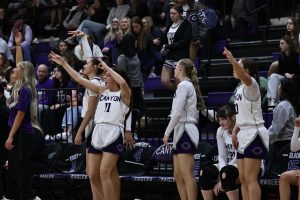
[173,131,196,155]
[237,134,268,159]
[88,134,124,156]
[36,78,55,105]
[8,86,34,134]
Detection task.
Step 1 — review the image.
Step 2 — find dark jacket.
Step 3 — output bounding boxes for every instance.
[162,19,192,61]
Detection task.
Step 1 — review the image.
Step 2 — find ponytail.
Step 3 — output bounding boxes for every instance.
[178,59,206,111]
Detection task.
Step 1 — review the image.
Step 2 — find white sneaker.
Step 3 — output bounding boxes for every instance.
[32,37,39,44]
[44,24,53,31]
[32,196,42,200]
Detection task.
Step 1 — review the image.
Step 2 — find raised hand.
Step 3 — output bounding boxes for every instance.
[49,52,67,67]
[223,47,235,63]
[68,30,85,39]
[295,116,300,127]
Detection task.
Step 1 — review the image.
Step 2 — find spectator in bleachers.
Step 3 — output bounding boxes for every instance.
[223,48,269,200]
[8,15,32,61]
[268,17,300,76]
[61,0,88,39]
[286,17,300,52]
[199,105,239,200]
[35,64,55,120]
[146,0,169,27]
[0,83,9,198]
[131,16,156,79]
[57,40,69,55]
[160,4,192,91]
[44,0,63,31]
[267,36,300,107]
[163,58,203,200]
[268,78,300,147]
[117,32,144,133]
[50,66,75,110]
[49,51,132,200]
[279,115,300,200]
[76,0,109,47]
[102,17,122,65]
[74,34,103,61]
[120,16,131,36]
[3,67,15,99]
[106,0,130,30]
[176,0,208,62]
[198,0,218,30]
[0,7,10,39]
[0,38,14,63]
[231,0,257,40]
[0,53,12,84]
[142,16,164,75]
[59,89,82,143]
[128,0,149,18]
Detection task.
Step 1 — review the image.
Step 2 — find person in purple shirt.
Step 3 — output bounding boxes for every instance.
[5,61,40,199]
[36,64,55,110]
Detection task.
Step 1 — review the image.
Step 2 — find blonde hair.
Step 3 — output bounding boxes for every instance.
[104,18,121,44]
[178,58,205,111]
[8,61,42,133]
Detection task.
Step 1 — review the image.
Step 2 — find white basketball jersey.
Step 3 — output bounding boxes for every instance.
[94,90,129,127]
[217,127,237,167]
[234,80,264,127]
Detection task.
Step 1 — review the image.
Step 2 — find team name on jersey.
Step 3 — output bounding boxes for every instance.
[234,94,242,101]
[99,95,120,102]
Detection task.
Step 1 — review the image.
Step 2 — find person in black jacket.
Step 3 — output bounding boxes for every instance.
[160,4,192,91]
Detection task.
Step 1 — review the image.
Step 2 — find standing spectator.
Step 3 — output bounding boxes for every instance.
[117,32,144,133]
[8,15,32,62]
[160,5,192,91]
[131,16,156,79]
[106,0,130,30]
[198,0,218,29]
[223,48,269,200]
[177,0,208,62]
[44,0,63,31]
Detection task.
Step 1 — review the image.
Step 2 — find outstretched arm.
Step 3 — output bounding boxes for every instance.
[100,59,131,107]
[49,52,105,95]
[223,48,252,86]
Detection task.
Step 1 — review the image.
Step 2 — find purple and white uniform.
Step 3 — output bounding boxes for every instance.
[90,90,129,155]
[164,79,199,154]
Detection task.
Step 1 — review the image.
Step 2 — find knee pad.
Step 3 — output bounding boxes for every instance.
[220,165,239,192]
[199,165,219,190]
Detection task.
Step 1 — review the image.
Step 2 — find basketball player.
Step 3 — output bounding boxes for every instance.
[223,48,269,200]
[49,52,131,200]
[163,58,205,200]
